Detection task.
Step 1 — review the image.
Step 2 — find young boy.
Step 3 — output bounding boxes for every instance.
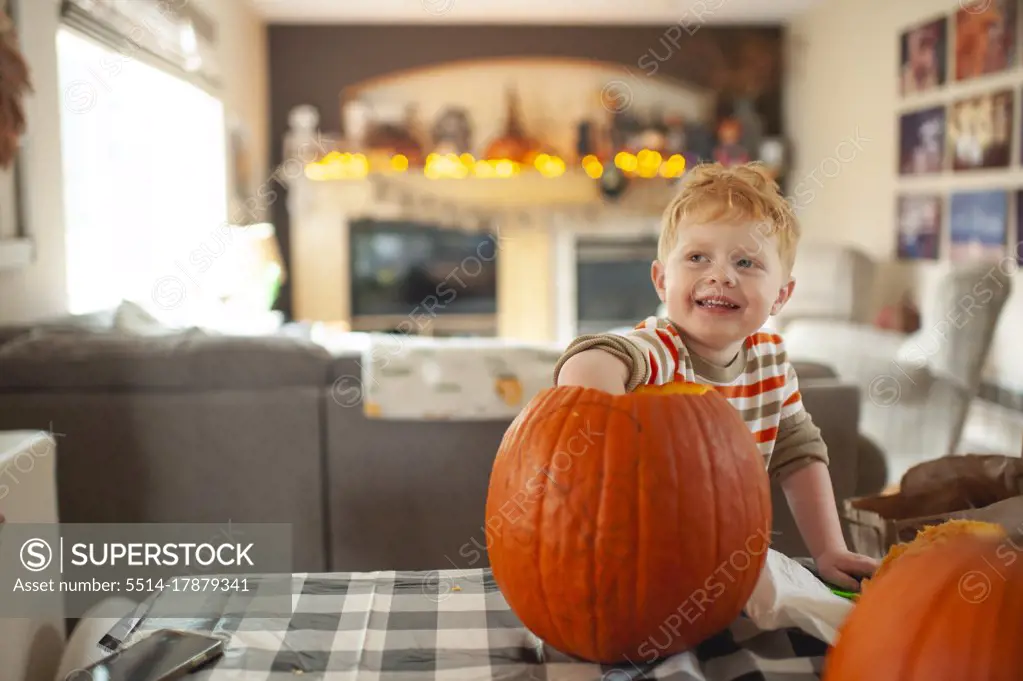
[554,162,878,591]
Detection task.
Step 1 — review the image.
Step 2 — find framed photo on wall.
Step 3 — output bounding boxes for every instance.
[896,194,941,260]
[947,89,1013,171]
[949,190,1007,263]
[899,16,947,95]
[899,106,945,175]
[955,0,1018,82]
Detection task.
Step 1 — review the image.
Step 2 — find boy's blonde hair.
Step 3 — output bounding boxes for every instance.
[658,162,800,273]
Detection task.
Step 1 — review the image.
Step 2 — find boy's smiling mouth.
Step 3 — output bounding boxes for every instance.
[693,294,741,310]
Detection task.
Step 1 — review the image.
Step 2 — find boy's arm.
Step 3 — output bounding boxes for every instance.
[771,361,879,588]
[778,459,846,557]
[769,391,847,558]
[554,345,632,394]
[553,317,683,392]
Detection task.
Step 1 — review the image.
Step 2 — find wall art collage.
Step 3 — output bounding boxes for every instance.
[896,0,1023,266]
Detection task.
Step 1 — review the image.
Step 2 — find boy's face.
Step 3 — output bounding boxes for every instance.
[651,220,795,354]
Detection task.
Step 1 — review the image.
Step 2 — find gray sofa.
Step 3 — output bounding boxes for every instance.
[0,324,867,574]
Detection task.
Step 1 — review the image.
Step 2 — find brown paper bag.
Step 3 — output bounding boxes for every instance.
[899,454,1023,497]
[843,454,1023,558]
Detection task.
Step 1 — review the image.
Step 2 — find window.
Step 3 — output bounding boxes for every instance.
[56,28,227,316]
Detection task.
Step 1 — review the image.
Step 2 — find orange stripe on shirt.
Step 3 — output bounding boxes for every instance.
[747,332,783,348]
[655,328,680,371]
[754,427,778,444]
[713,374,786,399]
[783,390,801,407]
[647,351,660,385]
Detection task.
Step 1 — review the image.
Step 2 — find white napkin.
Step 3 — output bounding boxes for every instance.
[743,549,854,644]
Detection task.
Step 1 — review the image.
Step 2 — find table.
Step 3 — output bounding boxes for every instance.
[96,569,829,680]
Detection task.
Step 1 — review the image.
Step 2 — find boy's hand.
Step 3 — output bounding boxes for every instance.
[815,547,879,592]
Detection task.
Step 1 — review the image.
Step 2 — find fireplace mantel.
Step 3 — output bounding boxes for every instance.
[286,171,676,341]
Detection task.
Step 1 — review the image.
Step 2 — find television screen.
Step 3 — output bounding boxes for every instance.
[349,219,499,317]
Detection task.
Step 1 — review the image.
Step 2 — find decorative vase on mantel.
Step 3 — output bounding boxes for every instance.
[484,85,542,164]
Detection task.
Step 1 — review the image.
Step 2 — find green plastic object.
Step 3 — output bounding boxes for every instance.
[830,588,857,600]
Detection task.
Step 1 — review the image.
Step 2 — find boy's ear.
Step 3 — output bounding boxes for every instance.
[651,260,668,302]
[770,277,795,315]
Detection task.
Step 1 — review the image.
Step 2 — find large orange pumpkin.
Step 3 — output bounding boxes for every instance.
[485,382,772,663]
[823,532,1023,681]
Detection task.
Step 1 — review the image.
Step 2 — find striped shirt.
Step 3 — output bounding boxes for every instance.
[553,316,828,480]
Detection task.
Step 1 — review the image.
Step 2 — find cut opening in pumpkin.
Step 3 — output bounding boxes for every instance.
[633,382,712,397]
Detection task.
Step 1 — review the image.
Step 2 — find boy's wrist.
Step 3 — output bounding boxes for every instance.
[811,536,850,560]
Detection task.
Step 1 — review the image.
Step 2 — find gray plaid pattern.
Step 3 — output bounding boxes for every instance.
[97,570,828,680]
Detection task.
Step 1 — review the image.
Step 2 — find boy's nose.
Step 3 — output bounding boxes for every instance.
[706,267,737,287]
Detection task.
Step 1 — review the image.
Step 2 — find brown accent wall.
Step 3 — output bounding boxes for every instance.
[267,23,786,318]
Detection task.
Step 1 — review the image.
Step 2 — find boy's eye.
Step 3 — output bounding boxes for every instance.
[688,254,707,263]
[737,258,754,268]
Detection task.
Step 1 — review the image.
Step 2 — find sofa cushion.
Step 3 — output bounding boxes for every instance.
[0,329,332,391]
[0,307,118,348]
[792,361,838,381]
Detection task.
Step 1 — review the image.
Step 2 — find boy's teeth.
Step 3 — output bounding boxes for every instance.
[698,299,737,309]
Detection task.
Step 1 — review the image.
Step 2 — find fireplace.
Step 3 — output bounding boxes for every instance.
[288,159,681,342]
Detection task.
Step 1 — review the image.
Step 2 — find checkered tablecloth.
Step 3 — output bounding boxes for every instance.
[96,569,829,680]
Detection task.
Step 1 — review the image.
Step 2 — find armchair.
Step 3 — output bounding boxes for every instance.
[769,243,876,330]
[783,263,1014,485]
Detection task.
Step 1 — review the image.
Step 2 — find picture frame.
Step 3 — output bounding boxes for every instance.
[949,190,1008,263]
[899,16,947,96]
[898,106,945,175]
[954,0,1018,82]
[947,89,1014,171]
[896,194,941,261]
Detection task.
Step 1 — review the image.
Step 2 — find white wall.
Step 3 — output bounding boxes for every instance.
[0,0,70,323]
[0,0,268,324]
[199,0,269,220]
[785,0,1023,399]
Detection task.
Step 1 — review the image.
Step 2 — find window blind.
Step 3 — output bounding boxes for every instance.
[60,0,219,91]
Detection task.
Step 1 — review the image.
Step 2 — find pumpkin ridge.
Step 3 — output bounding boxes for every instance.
[668,394,693,614]
[640,390,679,658]
[700,394,721,621]
[509,388,557,470]
[902,548,983,681]
[667,388,705,646]
[634,394,648,662]
[1006,548,1023,678]
[590,392,612,660]
[976,566,1002,681]
[721,394,757,612]
[539,388,594,655]
[710,393,747,621]
[988,541,1021,681]
[499,387,563,645]
[682,389,721,627]
[966,544,998,681]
